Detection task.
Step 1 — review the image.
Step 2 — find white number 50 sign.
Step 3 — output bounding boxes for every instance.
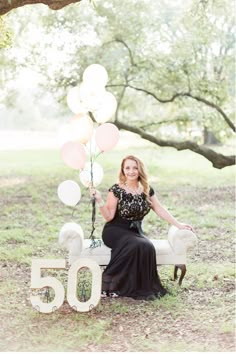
[30,258,102,313]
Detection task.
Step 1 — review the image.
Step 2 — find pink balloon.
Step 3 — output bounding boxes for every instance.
[61,141,86,170]
[95,123,119,152]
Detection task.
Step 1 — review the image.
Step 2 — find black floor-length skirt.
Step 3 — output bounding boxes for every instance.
[102,216,167,300]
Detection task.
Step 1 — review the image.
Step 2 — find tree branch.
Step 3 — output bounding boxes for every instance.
[108,83,183,103]
[114,38,137,67]
[0,0,81,15]
[108,83,235,132]
[114,120,235,169]
[184,92,235,132]
[106,37,235,131]
[103,38,137,69]
[139,117,189,130]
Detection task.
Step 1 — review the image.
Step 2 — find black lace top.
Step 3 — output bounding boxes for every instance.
[108,183,154,221]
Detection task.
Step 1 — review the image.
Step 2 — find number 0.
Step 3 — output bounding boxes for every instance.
[67,258,102,312]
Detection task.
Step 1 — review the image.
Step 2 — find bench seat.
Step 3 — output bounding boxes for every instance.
[59,223,198,285]
[79,239,187,266]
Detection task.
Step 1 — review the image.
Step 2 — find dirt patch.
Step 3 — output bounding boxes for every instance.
[0,176,29,188]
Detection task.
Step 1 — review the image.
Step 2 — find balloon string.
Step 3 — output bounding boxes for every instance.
[71,207,76,218]
[87,137,102,243]
[89,155,96,242]
[89,197,96,241]
[94,151,103,159]
[71,201,80,218]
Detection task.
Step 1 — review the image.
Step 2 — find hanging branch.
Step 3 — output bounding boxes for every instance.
[109,83,235,132]
[0,0,82,15]
[104,38,235,132]
[114,120,235,169]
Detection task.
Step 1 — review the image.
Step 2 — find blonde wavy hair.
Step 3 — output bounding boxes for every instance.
[119,155,150,199]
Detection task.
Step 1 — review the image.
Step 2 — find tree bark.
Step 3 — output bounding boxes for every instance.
[203,127,221,145]
[0,0,81,15]
[115,120,235,169]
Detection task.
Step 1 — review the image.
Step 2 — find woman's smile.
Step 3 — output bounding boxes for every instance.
[123,159,139,181]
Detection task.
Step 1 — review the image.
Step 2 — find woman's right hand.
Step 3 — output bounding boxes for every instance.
[176,222,194,232]
[89,185,102,203]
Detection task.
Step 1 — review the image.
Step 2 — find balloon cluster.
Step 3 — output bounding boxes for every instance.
[57,64,119,219]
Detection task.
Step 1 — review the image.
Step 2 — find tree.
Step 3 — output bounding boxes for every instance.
[1,0,235,168]
[46,0,236,168]
[101,0,235,168]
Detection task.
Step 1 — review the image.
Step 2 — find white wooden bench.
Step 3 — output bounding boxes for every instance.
[59,223,198,285]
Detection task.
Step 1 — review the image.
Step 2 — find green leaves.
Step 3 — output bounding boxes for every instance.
[0,0,235,161]
[0,16,12,49]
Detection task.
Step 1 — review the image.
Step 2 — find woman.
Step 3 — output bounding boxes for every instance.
[90,155,193,300]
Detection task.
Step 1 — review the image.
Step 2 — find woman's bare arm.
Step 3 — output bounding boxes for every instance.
[98,191,118,222]
[150,194,193,231]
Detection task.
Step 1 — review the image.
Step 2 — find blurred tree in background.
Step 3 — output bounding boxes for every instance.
[0,0,235,168]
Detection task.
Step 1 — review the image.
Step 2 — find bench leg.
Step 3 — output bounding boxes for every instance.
[174,265,186,286]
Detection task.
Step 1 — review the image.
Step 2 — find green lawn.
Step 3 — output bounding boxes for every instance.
[0,141,235,351]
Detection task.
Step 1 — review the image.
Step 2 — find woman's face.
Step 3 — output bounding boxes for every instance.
[123,159,139,182]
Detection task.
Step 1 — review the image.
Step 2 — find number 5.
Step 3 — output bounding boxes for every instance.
[30,258,102,313]
[30,259,66,314]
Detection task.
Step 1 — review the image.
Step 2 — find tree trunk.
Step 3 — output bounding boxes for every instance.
[203,127,221,145]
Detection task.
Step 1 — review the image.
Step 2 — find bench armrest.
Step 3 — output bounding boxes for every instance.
[168,225,198,255]
[59,222,84,259]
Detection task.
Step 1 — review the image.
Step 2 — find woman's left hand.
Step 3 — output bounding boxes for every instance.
[176,222,194,232]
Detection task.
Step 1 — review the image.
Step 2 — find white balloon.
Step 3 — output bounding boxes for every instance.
[67,86,87,114]
[79,162,104,187]
[57,180,81,206]
[83,64,108,88]
[70,116,94,144]
[79,82,106,112]
[93,91,117,123]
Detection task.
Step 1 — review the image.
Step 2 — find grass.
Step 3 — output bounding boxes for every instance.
[0,137,235,352]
